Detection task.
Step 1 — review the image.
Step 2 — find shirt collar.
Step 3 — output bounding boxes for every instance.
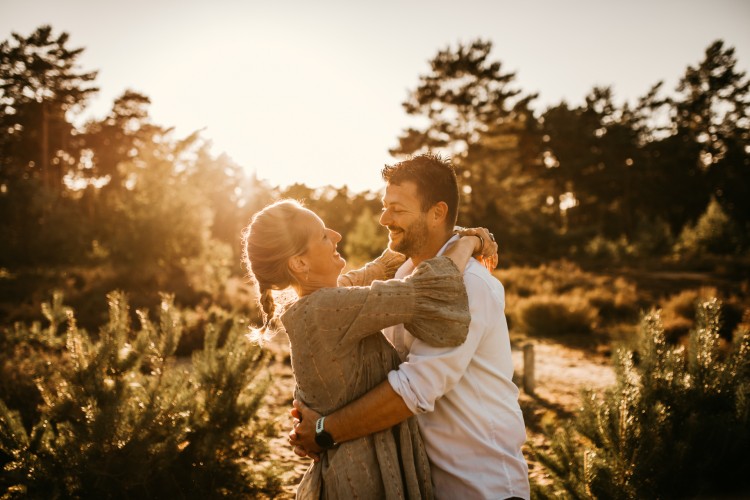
[436,234,460,257]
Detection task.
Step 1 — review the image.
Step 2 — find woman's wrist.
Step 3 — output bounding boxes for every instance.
[473,234,484,253]
[461,234,483,253]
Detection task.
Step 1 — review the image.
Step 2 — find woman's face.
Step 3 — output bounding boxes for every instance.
[297,210,346,289]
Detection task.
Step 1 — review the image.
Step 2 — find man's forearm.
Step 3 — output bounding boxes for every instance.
[326,380,413,443]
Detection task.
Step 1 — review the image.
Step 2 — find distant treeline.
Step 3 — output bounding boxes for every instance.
[1,26,748,323]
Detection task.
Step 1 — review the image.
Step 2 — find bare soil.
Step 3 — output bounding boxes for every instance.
[259,331,616,498]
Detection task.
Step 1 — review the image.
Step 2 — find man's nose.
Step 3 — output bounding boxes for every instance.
[379,209,390,226]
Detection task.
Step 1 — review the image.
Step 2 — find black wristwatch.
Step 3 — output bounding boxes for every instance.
[314,416,336,449]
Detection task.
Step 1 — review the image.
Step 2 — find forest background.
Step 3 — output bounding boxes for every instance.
[1,22,749,499]
[2,25,749,325]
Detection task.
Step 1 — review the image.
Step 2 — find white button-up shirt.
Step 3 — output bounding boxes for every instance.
[386,236,530,499]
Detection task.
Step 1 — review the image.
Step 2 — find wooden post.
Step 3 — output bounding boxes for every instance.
[523,343,535,395]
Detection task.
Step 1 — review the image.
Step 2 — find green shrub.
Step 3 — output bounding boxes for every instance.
[515,294,597,336]
[0,291,281,499]
[584,235,634,262]
[630,217,675,257]
[674,197,740,257]
[0,292,71,430]
[532,298,750,499]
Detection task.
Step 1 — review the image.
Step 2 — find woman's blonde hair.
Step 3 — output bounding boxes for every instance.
[241,199,315,341]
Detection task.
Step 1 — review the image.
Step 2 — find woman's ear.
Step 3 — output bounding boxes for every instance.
[288,255,308,275]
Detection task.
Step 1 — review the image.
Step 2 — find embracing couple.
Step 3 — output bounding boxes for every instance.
[242,154,529,499]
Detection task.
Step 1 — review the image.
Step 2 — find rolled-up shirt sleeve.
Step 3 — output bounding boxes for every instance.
[388,270,500,414]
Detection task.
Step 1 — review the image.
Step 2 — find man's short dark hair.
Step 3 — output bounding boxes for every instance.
[381,153,460,228]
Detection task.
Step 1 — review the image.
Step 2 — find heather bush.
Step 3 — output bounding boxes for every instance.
[515,294,597,337]
[582,278,639,323]
[496,262,640,338]
[0,292,281,498]
[532,298,750,499]
[495,261,592,298]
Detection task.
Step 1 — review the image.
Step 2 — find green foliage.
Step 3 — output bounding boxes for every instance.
[390,38,523,158]
[583,235,634,262]
[674,197,741,256]
[0,291,70,429]
[629,217,676,257]
[0,292,281,498]
[543,87,643,242]
[0,25,98,190]
[533,299,750,499]
[390,38,557,260]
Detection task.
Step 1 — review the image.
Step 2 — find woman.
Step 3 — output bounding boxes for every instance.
[242,199,495,499]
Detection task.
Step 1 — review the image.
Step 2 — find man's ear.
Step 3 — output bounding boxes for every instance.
[288,255,308,275]
[430,201,449,227]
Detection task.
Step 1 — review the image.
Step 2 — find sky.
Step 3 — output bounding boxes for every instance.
[2,0,749,193]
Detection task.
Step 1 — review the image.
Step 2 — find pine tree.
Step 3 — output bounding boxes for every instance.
[533,298,750,499]
[0,25,98,191]
[0,291,281,498]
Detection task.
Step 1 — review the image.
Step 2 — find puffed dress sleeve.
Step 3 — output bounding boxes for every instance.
[300,256,470,349]
[337,248,406,287]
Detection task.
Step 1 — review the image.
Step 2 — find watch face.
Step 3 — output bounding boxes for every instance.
[315,430,335,449]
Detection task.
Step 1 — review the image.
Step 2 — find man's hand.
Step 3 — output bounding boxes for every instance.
[288,400,323,462]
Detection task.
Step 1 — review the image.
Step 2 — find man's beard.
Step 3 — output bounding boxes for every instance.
[389,214,429,257]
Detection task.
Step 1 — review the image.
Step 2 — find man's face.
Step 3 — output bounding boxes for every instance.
[379,181,430,257]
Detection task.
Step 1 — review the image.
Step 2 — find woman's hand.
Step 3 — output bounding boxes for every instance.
[454,226,499,271]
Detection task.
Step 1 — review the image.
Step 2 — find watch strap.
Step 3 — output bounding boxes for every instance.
[314,416,335,449]
[316,416,326,434]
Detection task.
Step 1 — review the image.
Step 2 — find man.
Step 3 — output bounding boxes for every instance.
[290,154,530,499]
